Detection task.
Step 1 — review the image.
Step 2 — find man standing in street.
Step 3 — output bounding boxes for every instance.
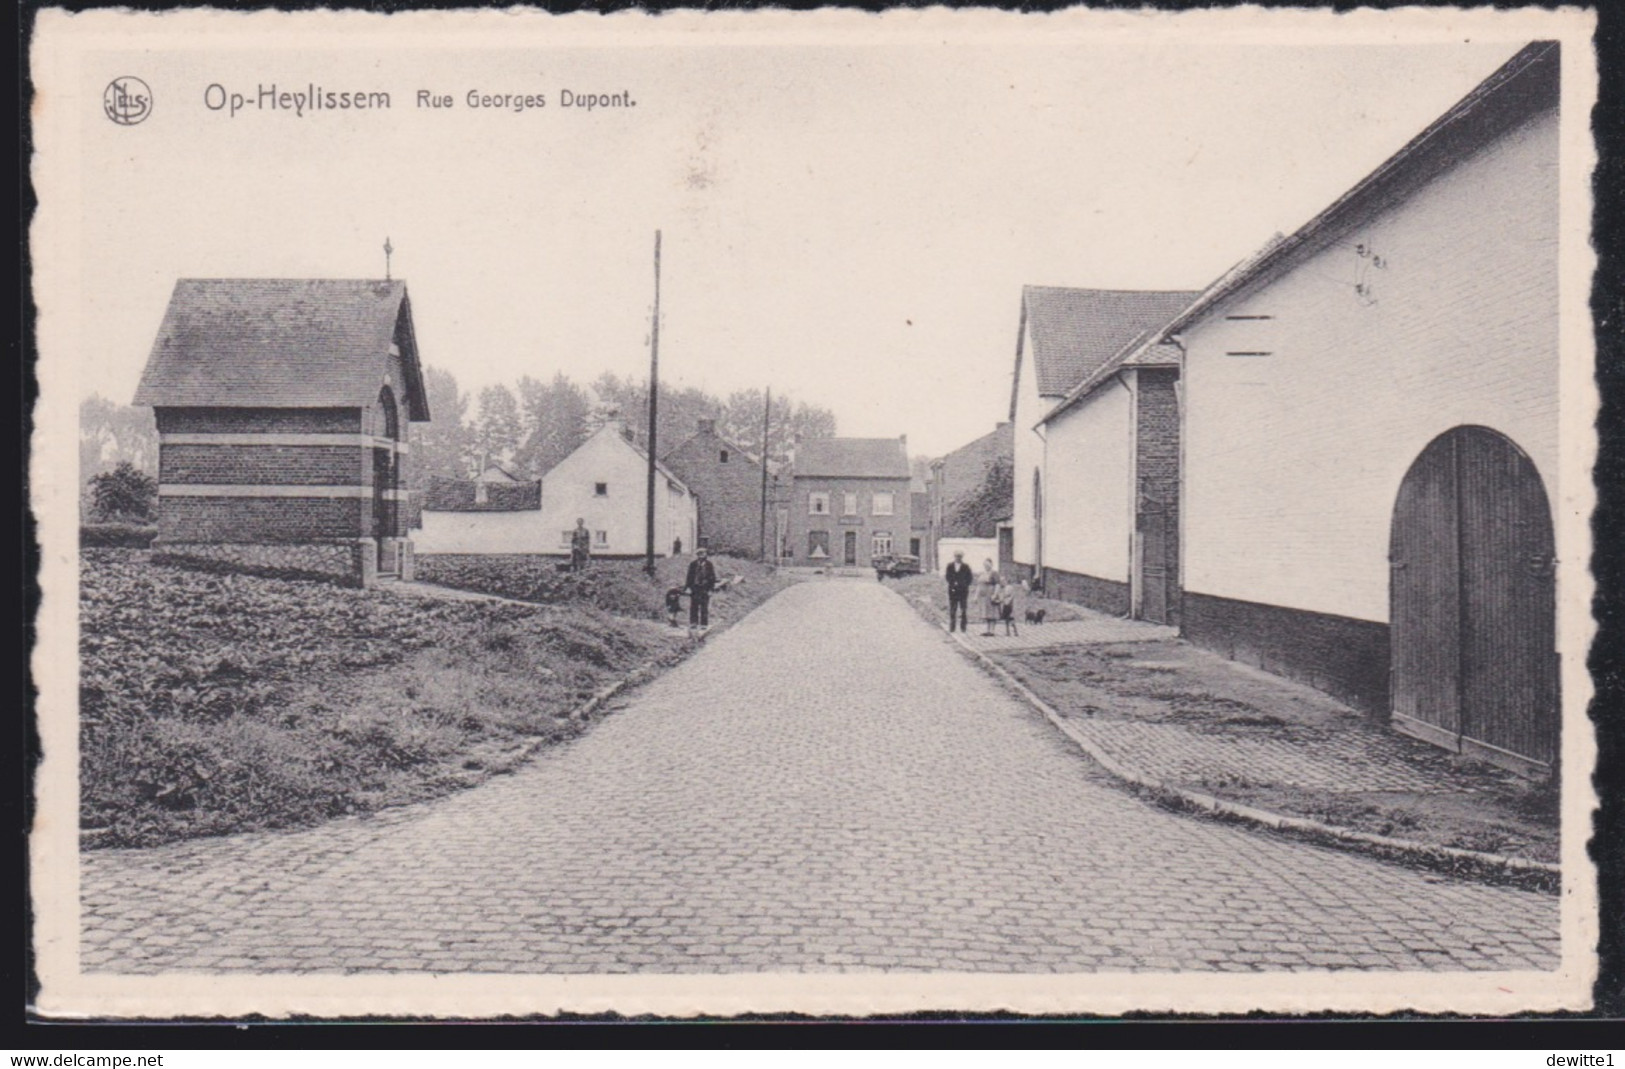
[684,546,718,634]
[570,517,592,572]
[944,550,973,633]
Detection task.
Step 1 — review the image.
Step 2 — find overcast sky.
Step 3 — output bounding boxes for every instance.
[60,14,1530,457]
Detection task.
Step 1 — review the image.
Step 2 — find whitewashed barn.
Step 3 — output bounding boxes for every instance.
[1168,42,1562,775]
[1006,286,1198,596]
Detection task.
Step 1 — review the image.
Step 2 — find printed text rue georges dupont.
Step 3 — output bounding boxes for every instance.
[201,82,635,117]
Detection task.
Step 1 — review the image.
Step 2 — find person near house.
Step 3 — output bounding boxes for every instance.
[944,551,973,632]
[684,546,718,633]
[664,586,685,628]
[570,517,591,572]
[975,558,1001,636]
[997,576,1022,637]
[673,536,683,556]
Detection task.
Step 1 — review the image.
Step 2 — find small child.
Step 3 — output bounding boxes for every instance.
[664,586,685,628]
[998,579,1022,636]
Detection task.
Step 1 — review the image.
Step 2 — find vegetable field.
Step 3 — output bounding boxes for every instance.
[80,550,685,847]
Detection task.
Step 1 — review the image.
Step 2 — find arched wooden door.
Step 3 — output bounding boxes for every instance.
[1389,426,1558,774]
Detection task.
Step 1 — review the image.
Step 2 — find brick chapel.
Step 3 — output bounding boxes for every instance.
[134,278,431,587]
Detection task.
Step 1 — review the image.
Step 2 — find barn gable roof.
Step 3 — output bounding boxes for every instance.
[1008,286,1201,418]
[135,279,430,421]
[792,437,910,480]
[1038,235,1287,426]
[1161,41,1559,336]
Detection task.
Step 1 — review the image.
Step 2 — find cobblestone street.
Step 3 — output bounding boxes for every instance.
[80,579,1559,974]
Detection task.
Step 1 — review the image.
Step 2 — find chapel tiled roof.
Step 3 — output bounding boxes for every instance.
[135,279,429,419]
[792,437,911,480]
[1020,286,1201,398]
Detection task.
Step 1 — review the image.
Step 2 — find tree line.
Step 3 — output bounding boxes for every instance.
[417,367,838,485]
[78,369,839,511]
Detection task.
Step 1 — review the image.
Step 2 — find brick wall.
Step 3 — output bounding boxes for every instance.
[663,431,767,557]
[1046,567,1130,617]
[1135,366,1182,623]
[157,407,362,434]
[158,495,364,543]
[1183,592,1390,717]
[1181,109,1559,625]
[160,444,365,485]
[154,541,373,588]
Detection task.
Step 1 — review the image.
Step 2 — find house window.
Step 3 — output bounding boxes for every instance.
[596,530,608,545]
[595,482,608,497]
[807,530,830,559]
[843,492,858,516]
[872,491,894,516]
[720,449,730,463]
[873,532,893,557]
[809,492,830,515]
[559,530,574,547]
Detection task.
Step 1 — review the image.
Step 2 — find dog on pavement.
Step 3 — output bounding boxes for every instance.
[1024,607,1047,625]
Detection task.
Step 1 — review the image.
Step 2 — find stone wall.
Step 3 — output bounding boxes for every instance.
[153,540,375,587]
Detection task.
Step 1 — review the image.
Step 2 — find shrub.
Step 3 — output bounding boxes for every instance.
[88,462,157,523]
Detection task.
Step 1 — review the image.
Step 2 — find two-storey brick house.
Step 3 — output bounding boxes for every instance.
[134,278,430,587]
[785,437,911,569]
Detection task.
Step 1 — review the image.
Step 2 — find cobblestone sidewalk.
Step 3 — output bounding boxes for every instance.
[81,580,1557,973]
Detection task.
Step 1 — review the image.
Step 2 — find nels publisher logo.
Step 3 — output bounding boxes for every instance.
[103,76,152,125]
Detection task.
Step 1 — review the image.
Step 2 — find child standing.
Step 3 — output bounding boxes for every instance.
[664,586,685,628]
[998,578,1022,636]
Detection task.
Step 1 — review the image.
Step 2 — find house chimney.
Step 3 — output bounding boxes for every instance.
[698,417,716,436]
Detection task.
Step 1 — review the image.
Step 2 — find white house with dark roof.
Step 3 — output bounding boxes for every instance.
[415,420,696,559]
[134,278,429,587]
[785,437,912,569]
[1007,285,1199,593]
[1167,42,1562,775]
[534,421,695,559]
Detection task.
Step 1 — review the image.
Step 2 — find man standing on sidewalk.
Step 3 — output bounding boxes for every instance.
[684,546,718,634]
[944,550,972,633]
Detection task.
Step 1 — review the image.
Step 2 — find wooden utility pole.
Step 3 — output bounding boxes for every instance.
[758,387,771,560]
[645,230,662,576]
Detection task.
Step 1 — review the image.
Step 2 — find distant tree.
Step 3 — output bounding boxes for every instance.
[588,372,642,436]
[473,383,523,471]
[587,372,717,458]
[720,389,837,464]
[89,462,157,523]
[414,366,475,483]
[947,453,1013,539]
[515,372,592,477]
[789,400,837,449]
